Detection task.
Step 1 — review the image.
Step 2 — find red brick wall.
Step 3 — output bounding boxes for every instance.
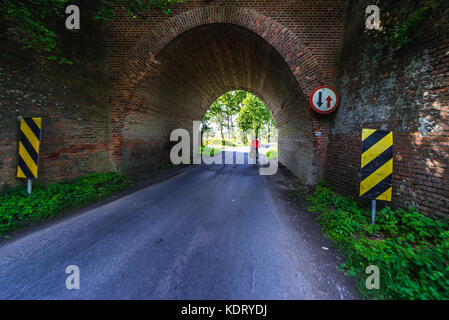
[106,2,346,182]
[0,17,114,192]
[1,1,447,217]
[1,0,346,191]
[106,0,345,85]
[325,4,449,218]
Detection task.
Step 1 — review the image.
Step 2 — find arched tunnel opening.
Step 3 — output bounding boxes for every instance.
[2,0,448,300]
[117,23,316,184]
[200,90,278,164]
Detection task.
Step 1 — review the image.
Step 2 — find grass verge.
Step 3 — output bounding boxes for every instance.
[306,182,449,299]
[0,172,132,237]
[200,145,222,156]
[204,138,242,147]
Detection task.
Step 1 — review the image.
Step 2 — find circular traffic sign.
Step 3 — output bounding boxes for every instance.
[309,86,340,114]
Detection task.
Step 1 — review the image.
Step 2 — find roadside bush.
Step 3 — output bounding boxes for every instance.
[205,138,241,147]
[307,182,449,299]
[0,172,132,236]
[199,146,222,157]
[266,148,278,159]
[153,161,176,172]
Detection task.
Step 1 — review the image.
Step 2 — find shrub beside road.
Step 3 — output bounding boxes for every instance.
[0,172,132,237]
[307,182,449,299]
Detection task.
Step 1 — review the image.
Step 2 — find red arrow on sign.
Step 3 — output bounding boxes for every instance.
[325,96,333,108]
[309,86,340,114]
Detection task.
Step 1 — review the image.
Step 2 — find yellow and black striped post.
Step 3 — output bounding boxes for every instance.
[17,117,42,193]
[360,129,393,224]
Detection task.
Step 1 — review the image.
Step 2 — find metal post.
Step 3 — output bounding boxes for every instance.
[27,178,32,194]
[371,199,376,225]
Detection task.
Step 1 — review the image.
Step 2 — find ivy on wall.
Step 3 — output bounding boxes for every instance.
[362,0,449,51]
[0,0,184,64]
[389,0,448,50]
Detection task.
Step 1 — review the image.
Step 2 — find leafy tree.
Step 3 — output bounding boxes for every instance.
[222,90,248,137]
[203,91,273,147]
[204,90,247,144]
[220,90,247,138]
[237,93,272,141]
[201,111,212,147]
[207,100,228,144]
[261,118,276,143]
[0,0,184,64]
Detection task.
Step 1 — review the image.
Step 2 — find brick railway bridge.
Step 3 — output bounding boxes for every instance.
[1,1,448,217]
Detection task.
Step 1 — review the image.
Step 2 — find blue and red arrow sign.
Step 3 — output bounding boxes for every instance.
[309,86,340,114]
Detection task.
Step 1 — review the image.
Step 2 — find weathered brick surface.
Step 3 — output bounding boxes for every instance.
[2,1,447,217]
[0,18,114,191]
[1,1,346,190]
[325,5,449,218]
[106,2,346,182]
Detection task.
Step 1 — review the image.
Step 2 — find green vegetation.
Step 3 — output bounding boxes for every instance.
[202,91,276,146]
[0,172,132,237]
[153,160,176,172]
[0,0,184,63]
[204,138,241,147]
[204,91,248,144]
[237,94,273,141]
[362,0,448,51]
[266,148,278,160]
[199,146,222,157]
[387,0,447,50]
[307,182,449,299]
[287,191,297,200]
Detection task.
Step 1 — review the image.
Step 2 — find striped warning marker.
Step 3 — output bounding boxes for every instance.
[359,129,393,201]
[17,117,42,179]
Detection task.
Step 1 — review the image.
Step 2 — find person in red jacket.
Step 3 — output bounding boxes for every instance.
[251,138,259,149]
[250,138,259,162]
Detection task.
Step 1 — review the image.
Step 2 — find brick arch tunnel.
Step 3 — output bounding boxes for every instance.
[111,8,329,185]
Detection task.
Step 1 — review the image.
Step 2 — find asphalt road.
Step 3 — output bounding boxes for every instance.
[0,153,358,299]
